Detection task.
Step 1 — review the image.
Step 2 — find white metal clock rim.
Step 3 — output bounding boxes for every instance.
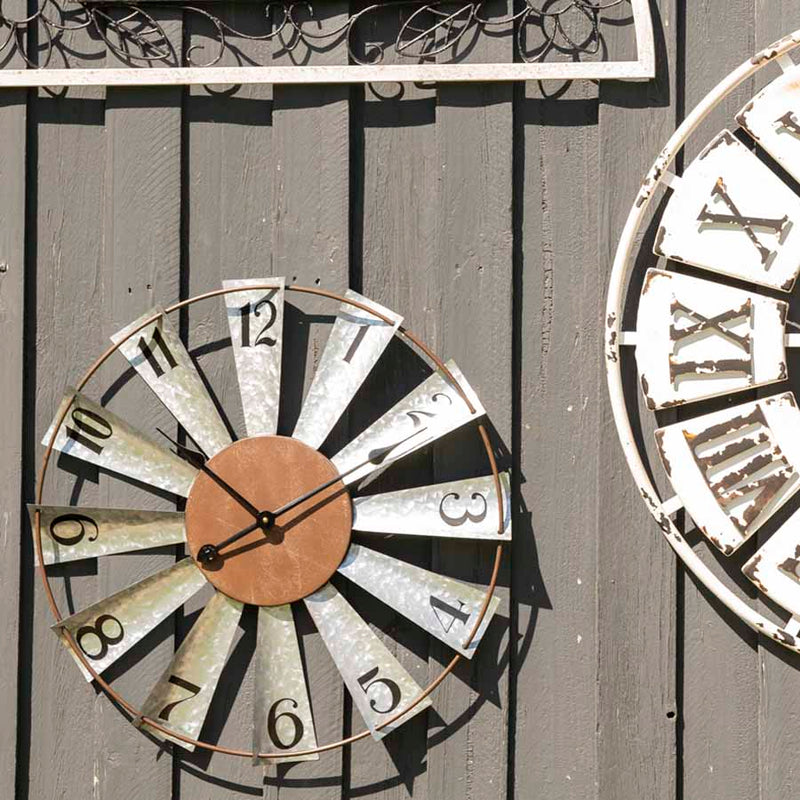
[605,30,800,652]
[33,282,505,758]
[0,0,654,87]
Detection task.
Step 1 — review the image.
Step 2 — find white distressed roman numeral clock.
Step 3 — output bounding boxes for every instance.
[31,282,509,761]
[606,28,800,651]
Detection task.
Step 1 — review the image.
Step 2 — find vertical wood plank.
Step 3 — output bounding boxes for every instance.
[265,4,350,798]
[26,18,109,800]
[678,4,760,799]
[0,1,26,794]
[176,3,273,796]
[95,11,183,798]
[596,1,679,797]
[349,6,438,796]
[753,8,800,799]
[514,77,601,798]
[428,4,513,800]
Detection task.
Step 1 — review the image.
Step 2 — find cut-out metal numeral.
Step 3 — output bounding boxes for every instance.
[438,491,488,527]
[343,323,369,364]
[240,292,278,348]
[65,407,113,455]
[75,614,124,660]
[406,392,453,428]
[49,513,99,546]
[429,596,471,633]
[158,675,202,721]
[137,325,178,378]
[267,697,305,750]
[357,666,402,714]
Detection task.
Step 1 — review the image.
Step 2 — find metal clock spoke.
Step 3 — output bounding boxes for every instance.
[253,605,318,764]
[138,591,243,750]
[352,473,511,540]
[331,360,485,487]
[292,290,402,450]
[43,390,198,497]
[53,558,206,680]
[111,307,232,457]
[304,582,431,739]
[223,278,285,437]
[27,505,185,566]
[337,544,500,657]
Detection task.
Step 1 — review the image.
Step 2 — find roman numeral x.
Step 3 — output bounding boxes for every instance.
[697,178,789,267]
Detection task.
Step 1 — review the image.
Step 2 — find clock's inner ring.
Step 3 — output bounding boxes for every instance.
[184,435,352,606]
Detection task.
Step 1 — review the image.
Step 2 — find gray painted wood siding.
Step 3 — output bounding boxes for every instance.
[3,2,800,798]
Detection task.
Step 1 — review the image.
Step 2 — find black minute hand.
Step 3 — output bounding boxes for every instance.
[272,426,430,520]
[156,428,261,519]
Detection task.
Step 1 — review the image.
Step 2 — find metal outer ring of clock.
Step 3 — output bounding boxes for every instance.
[606,28,800,654]
[34,284,505,758]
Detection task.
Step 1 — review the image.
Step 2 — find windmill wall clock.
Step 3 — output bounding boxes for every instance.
[605,29,800,650]
[31,281,510,762]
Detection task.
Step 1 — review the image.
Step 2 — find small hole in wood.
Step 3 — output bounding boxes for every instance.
[666,711,676,720]
[314,278,321,285]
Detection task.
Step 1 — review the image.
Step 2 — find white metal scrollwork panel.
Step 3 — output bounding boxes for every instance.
[738,62,800,183]
[635,268,788,409]
[654,130,800,291]
[743,511,800,618]
[655,393,800,554]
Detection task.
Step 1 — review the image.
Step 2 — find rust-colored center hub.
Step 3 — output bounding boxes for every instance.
[185,435,352,606]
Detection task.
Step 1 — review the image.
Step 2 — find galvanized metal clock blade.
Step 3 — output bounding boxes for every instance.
[27,504,186,566]
[42,390,198,497]
[253,605,319,764]
[223,278,285,437]
[653,129,800,291]
[304,582,431,740]
[352,473,512,541]
[52,558,206,681]
[331,360,485,487]
[337,544,500,658]
[292,290,403,450]
[111,307,232,457]
[138,591,243,750]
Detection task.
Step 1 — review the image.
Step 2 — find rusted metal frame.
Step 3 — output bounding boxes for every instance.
[34,282,506,756]
[604,30,800,653]
[0,0,655,86]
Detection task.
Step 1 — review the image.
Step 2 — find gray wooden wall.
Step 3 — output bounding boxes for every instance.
[4,1,800,798]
